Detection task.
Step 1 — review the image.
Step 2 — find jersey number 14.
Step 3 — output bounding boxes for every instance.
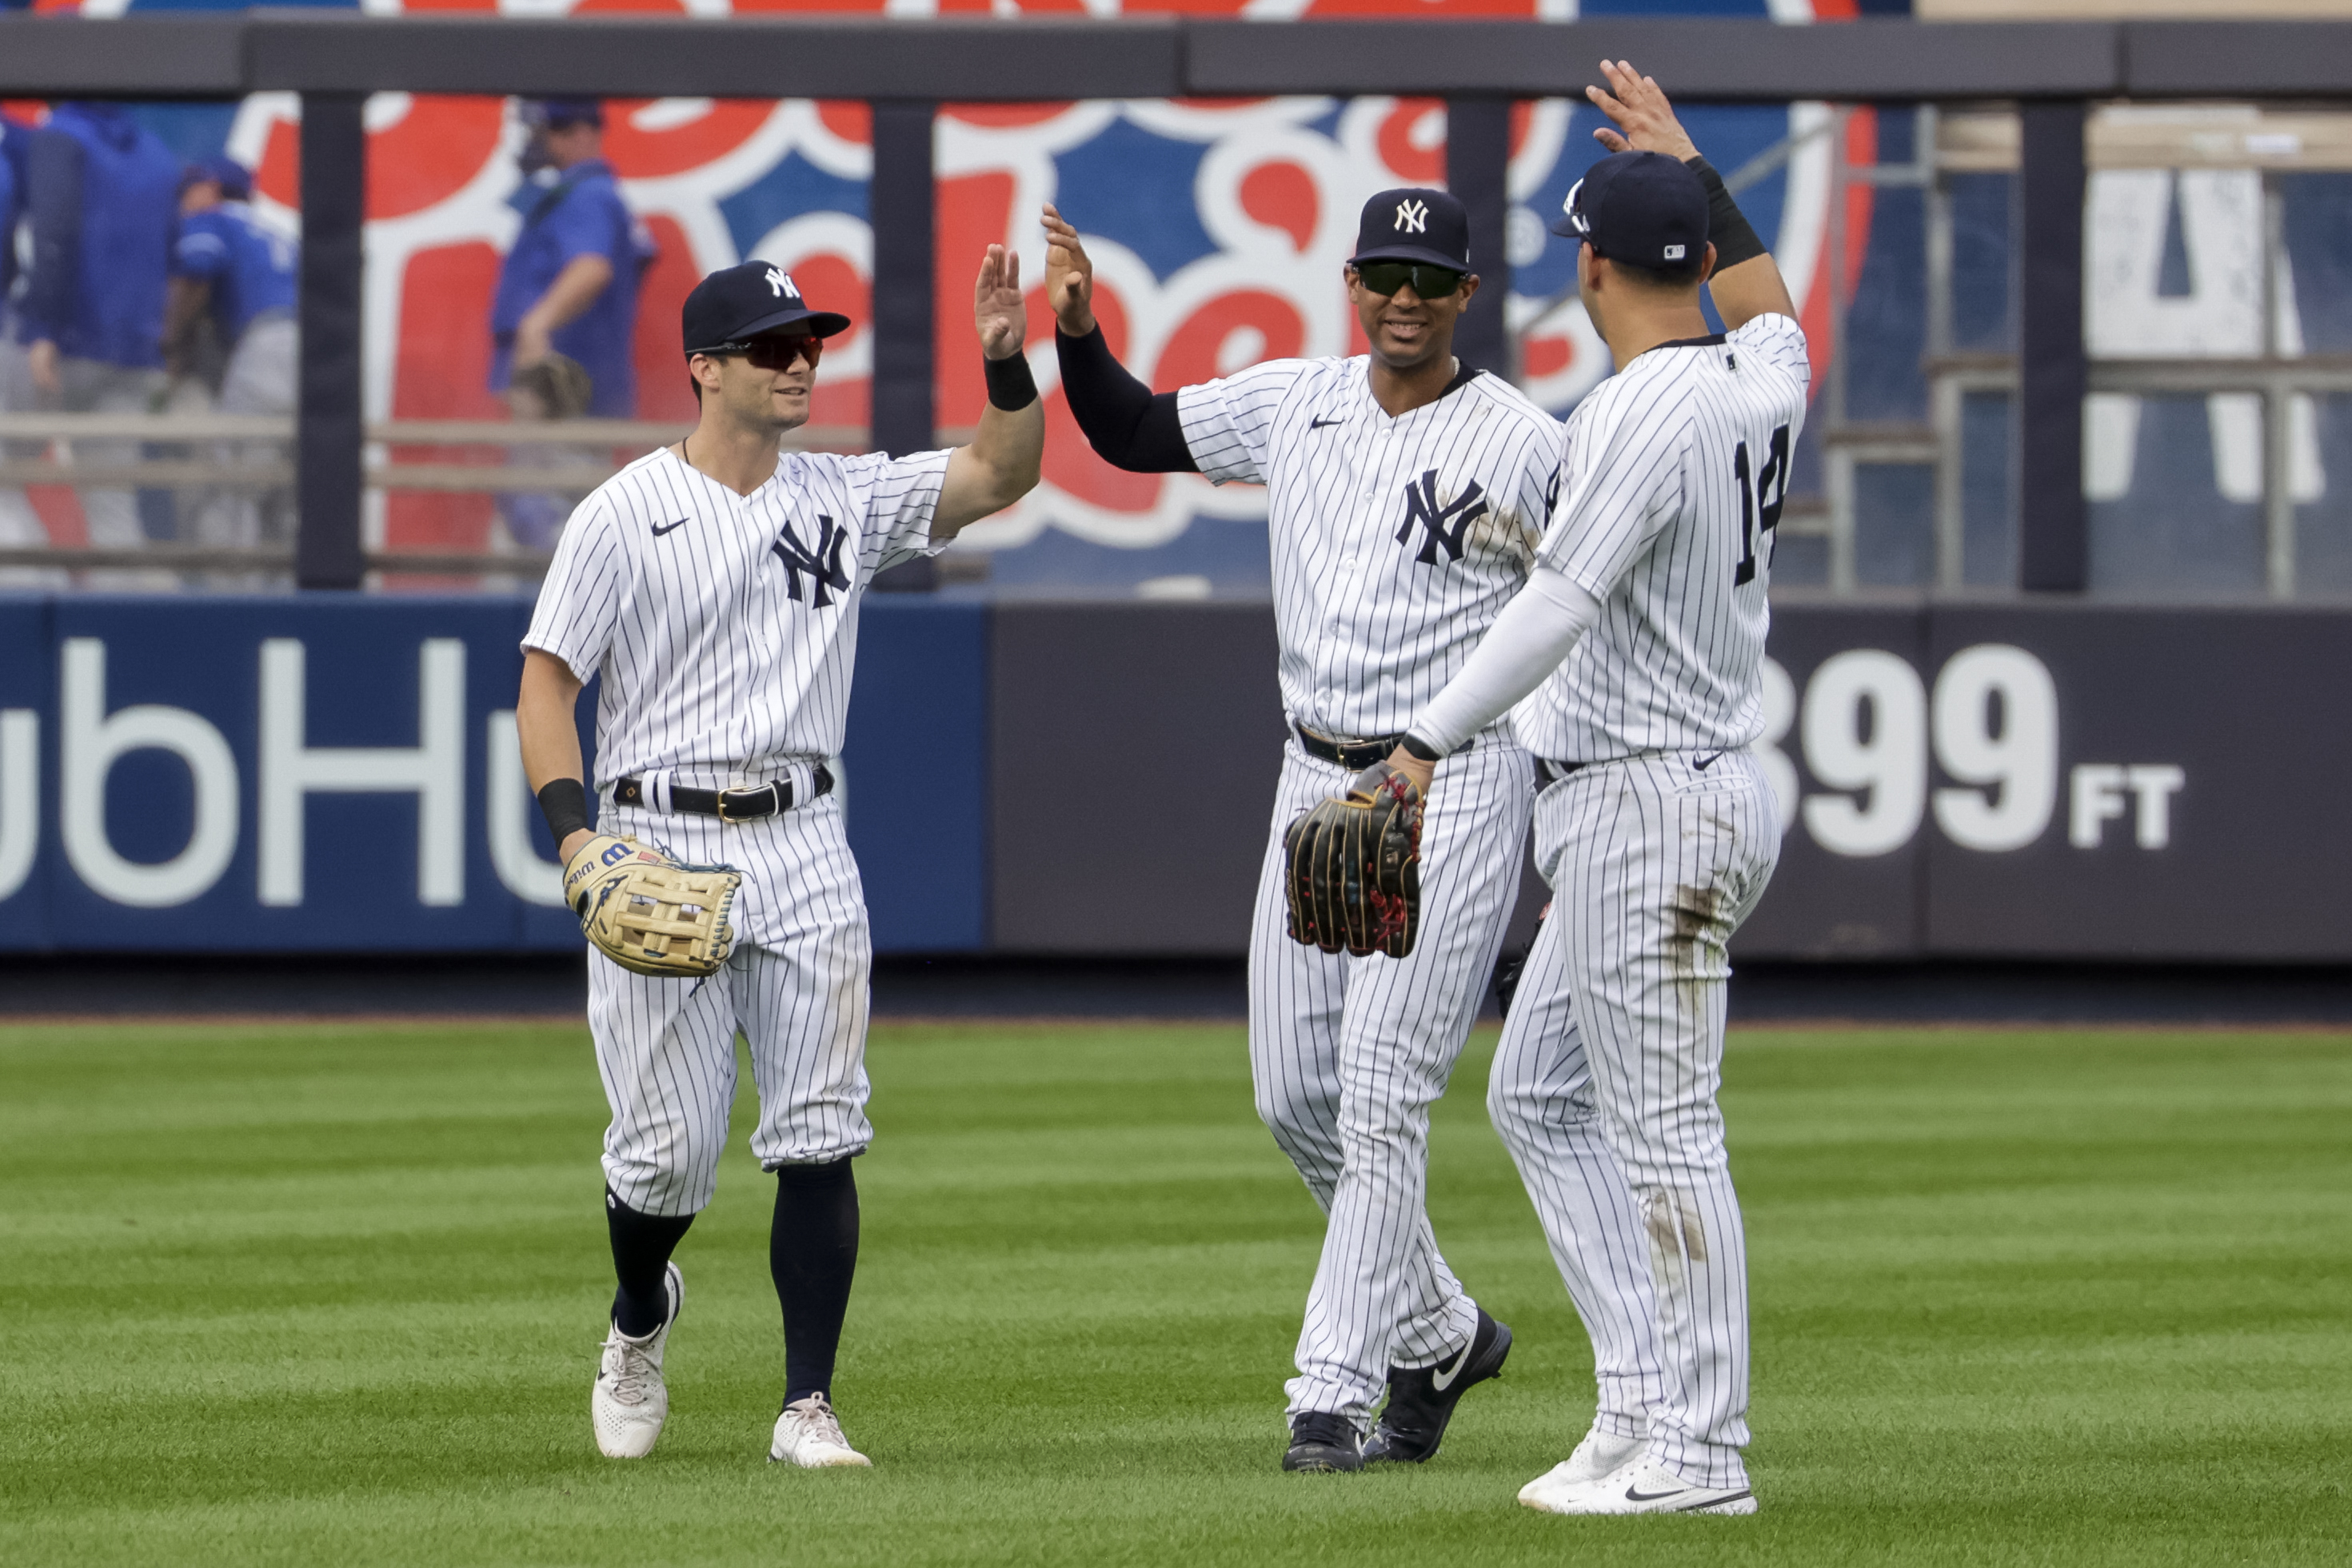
[1732,424,1791,586]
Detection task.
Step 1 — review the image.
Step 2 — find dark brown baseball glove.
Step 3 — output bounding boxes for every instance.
[1281,761,1425,959]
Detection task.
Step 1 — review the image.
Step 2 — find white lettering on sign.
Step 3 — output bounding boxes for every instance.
[58,638,240,908]
[1931,644,2058,853]
[2070,762,2186,849]
[259,638,467,907]
[0,710,37,903]
[1800,649,1927,859]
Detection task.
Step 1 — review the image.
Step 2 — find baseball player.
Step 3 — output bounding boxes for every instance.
[1047,190,1559,1471]
[1378,63,1807,1515]
[514,253,1043,1466]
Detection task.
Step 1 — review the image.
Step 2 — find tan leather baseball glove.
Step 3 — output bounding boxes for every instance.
[561,833,741,978]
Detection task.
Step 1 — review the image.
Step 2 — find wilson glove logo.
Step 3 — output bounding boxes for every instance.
[1396,470,1489,565]
[770,515,853,606]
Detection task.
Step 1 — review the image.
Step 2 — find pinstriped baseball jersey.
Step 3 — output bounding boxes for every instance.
[1515,313,1809,764]
[523,444,951,787]
[1179,358,1563,740]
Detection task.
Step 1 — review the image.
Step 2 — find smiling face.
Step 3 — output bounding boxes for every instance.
[1348,265,1479,373]
[691,334,819,434]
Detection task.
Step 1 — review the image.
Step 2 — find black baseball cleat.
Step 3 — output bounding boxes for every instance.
[1281,1410,1364,1473]
[1361,1308,1512,1464]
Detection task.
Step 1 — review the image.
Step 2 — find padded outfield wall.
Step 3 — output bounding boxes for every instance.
[0,593,2338,963]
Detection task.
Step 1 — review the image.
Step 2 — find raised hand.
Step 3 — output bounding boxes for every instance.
[975,244,1026,361]
[1587,59,1700,163]
[1041,204,1097,337]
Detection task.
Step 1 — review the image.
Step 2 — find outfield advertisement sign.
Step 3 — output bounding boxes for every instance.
[0,595,2338,961]
[0,595,986,955]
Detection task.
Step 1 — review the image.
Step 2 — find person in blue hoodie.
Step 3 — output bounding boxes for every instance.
[167,154,299,551]
[16,102,181,553]
[490,99,653,420]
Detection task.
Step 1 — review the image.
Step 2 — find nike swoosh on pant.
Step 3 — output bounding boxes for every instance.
[1692,751,1725,770]
[1430,1339,1476,1392]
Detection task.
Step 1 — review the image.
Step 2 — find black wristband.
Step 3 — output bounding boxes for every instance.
[983,349,1039,411]
[1685,157,1768,271]
[1400,733,1444,764]
[537,777,591,845]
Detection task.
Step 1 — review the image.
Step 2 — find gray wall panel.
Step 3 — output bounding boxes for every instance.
[0,17,247,97]
[989,603,1287,955]
[1184,19,2118,102]
[244,16,1184,100]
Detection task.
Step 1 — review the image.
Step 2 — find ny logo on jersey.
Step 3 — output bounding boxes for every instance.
[770,514,853,606]
[1394,198,1429,233]
[1395,470,1489,565]
[765,266,798,300]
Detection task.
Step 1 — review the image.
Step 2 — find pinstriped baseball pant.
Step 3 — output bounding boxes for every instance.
[1248,734,1533,1426]
[1487,750,1780,1489]
[589,796,875,1219]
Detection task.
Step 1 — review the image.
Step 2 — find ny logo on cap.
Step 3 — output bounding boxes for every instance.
[1561,178,1591,236]
[1394,199,1428,233]
[765,266,800,300]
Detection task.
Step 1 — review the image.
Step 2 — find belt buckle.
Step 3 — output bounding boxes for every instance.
[716,784,768,823]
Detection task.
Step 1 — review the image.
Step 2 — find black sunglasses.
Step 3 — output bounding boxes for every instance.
[705,333,824,371]
[1352,261,1467,299]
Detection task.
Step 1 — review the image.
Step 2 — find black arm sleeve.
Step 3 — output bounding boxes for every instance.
[1053,325,1199,474]
[1685,157,1768,271]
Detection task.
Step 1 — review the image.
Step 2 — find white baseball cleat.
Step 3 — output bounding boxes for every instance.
[769,1393,872,1468]
[1515,1426,1649,1506]
[1522,1457,1758,1516]
[591,1262,683,1459]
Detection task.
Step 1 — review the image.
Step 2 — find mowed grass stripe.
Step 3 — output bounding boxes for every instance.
[1,1020,2346,1566]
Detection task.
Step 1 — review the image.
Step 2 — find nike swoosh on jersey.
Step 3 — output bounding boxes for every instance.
[1429,1337,1477,1392]
[651,520,689,537]
[1308,415,1344,429]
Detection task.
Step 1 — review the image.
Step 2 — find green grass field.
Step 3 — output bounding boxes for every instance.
[2,1017,2347,1566]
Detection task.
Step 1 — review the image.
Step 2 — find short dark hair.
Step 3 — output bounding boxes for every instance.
[1603,253,1707,292]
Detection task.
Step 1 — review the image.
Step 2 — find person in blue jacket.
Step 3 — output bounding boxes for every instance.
[0,118,41,563]
[167,154,299,551]
[490,99,653,419]
[15,102,181,553]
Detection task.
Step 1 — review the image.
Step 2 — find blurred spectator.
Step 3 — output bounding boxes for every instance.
[0,115,43,565]
[490,99,653,420]
[14,102,180,555]
[496,350,594,553]
[166,154,298,554]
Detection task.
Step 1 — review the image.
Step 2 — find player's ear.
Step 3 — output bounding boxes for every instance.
[1457,273,1480,308]
[1698,241,1719,286]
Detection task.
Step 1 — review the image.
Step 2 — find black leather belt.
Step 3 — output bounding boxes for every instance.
[613,764,833,822]
[1535,758,1591,787]
[1294,723,1471,772]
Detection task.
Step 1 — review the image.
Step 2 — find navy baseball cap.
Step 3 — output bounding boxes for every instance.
[1552,151,1709,273]
[1352,187,1471,271]
[522,98,605,131]
[682,261,853,356]
[182,155,253,201]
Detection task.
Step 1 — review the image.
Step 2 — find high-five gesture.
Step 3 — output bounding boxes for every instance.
[1042,205,1097,337]
[975,243,1027,360]
[1586,59,1700,163]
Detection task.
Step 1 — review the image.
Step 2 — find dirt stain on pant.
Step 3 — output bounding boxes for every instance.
[1667,882,1730,1016]
[1640,1188,1710,1291]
